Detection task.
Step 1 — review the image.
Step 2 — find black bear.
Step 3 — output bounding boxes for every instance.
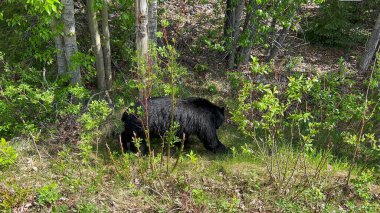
[121,97,227,154]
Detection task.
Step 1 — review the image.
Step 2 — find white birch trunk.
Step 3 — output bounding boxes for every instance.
[102,0,112,90]
[61,0,81,84]
[136,0,149,56]
[135,0,149,98]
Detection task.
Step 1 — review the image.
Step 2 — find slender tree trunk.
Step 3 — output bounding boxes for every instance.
[87,0,106,91]
[236,9,257,67]
[359,13,380,73]
[236,27,256,66]
[55,35,67,75]
[61,0,81,84]
[227,1,244,69]
[102,0,112,90]
[148,0,158,43]
[135,0,149,99]
[136,0,149,55]
[51,18,67,75]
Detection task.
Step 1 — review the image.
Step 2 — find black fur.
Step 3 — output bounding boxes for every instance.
[121,97,227,154]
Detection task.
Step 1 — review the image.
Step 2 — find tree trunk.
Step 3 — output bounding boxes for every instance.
[136,0,149,55]
[55,35,67,75]
[236,10,257,67]
[102,0,112,90]
[224,0,245,69]
[359,13,380,73]
[236,28,255,66]
[61,0,81,84]
[51,18,67,75]
[86,0,106,91]
[148,0,158,43]
[135,0,149,98]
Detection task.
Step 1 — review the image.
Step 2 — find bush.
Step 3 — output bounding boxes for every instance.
[0,57,89,138]
[0,138,17,169]
[231,56,380,193]
[304,0,369,47]
[37,183,61,206]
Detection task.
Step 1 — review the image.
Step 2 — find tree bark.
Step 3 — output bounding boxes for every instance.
[236,27,256,66]
[148,0,158,43]
[236,7,257,67]
[136,0,149,56]
[359,13,380,73]
[61,0,81,84]
[86,0,106,91]
[102,0,112,90]
[55,35,67,75]
[224,0,245,69]
[51,18,67,75]
[135,0,149,99]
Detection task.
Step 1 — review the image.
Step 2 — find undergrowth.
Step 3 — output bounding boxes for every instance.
[1,48,380,212]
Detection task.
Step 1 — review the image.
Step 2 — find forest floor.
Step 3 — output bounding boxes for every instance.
[1,1,380,212]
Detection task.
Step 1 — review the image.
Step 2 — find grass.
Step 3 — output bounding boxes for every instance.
[1,123,379,212]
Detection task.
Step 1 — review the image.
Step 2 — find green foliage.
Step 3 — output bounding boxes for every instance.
[110,0,135,67]
[191,188,208,205]
[303,186,326,203]
[351,169,374,201]
[37,183,61,206]
[194,63,208,73]
[77,203,100,213]
[79,100,112,163]
[52,204,69,213]
[186,150,198,164]
[0,184,29,210]
[307,59,380,161]
[70,52,96,84]
[227,72,243,92]
[207,83,218,94]
[0,57,89,138]
[231,56,379,192]
[0,0,62,65]
[0,138,17,169]
[305,0,368,47]
[346,200,380,212]
[220,196,241,212]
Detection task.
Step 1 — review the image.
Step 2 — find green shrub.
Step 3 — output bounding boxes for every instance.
[77,203,99,213]
[0,58,88,138]
[0,138,17,169]
[37,183,61,206]
[78,100,112,163]
[304,0,368,47]
[231,56,380,193]
[351,170,374,201]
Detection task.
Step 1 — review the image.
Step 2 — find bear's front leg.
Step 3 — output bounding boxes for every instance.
[199,129,228,153]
